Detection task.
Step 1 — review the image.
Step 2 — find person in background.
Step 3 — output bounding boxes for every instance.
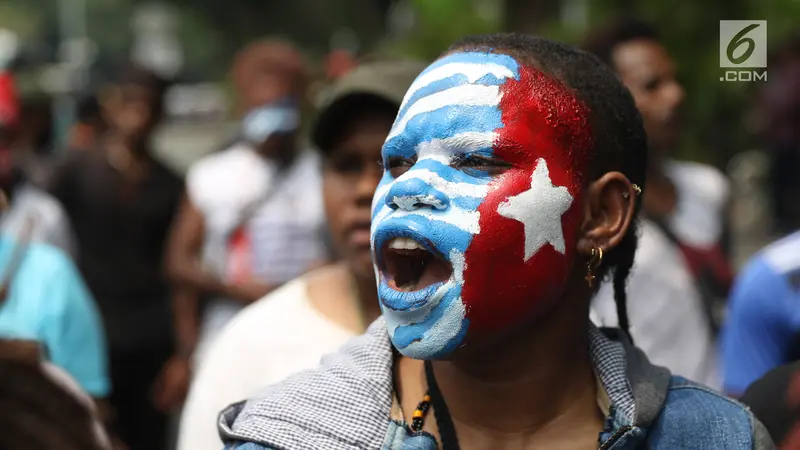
[583,18,730,389]
[0,149,108,403]
[721,230,800,397]
[739,361,800,448]
[176,59,423,450]
[159,39,328,412]
[0,71,75,256]
[48,64,183,450]
[720,36,800,399]
[0,231,109,403]
[324,48,358,80]
[0,339,111,450]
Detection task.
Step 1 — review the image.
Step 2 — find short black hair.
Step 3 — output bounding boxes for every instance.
[116,63,170,121]
[316,94,399,155]
[448,33,649,338]
[582,18,660,68]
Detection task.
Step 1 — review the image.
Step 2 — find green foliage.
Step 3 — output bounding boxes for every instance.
[386,0,798,166]
[2,0,795,167]
[0,2,41,39]
[385,0,501,60]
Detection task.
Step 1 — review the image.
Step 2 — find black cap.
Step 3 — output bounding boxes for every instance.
[312,59,426,151]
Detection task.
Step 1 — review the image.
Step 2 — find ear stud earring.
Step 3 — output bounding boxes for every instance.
[622,184,642,199]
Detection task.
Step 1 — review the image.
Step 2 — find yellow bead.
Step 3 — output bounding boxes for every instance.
[413,410,423,418]
[423,395,431,402]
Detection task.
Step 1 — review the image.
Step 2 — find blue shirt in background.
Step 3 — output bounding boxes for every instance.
[0,235,110,397]
[721,231,800,395]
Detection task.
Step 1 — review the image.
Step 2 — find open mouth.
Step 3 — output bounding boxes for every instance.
[381,237,452,292]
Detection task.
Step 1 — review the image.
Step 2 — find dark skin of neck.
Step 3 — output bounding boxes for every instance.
[256,133,299,169]
[104,130,154,182]
[397,274,604,450]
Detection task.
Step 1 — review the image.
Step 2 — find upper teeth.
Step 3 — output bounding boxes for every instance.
[388,237,424,250]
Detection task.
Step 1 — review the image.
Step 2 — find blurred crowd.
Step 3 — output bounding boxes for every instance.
[0,16,798,450]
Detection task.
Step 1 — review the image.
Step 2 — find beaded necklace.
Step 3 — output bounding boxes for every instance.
[409,361,462,449]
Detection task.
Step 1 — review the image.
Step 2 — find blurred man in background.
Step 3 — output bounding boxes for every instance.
[585,19,730,389]
[0,221,109,405]
[0,79,109,400]
[48,64,183,450]
[0,84,111,433]
[720,37,800,408]
[160,39,328,411]
[177,59,423,450]
[0,71,75,256]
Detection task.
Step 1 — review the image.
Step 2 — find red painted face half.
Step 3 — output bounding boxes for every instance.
[372,51,593,359]
[461,56,594,339]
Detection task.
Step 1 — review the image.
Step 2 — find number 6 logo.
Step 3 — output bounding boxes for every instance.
[720,21,767,69]
[727,23,760,65]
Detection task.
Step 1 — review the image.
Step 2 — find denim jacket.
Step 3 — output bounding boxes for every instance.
[218,319,774,449]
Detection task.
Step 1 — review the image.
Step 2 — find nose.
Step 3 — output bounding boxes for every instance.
[385,176,449,211]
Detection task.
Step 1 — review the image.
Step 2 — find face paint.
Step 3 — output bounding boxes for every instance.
[241,98,299,144]
[371,51,593,359]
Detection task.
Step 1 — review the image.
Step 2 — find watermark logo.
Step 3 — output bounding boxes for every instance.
[720,20,767,82]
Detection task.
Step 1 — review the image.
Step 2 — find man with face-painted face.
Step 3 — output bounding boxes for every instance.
[219,34,772,450]
[160,39,327,411]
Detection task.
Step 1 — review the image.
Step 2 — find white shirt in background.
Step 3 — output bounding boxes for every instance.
[0,182,76,257]
[663,160,729,248]
[176,273,356,450]
[591,220,720,389]
[591,160,729,390]
[186,144,328,364]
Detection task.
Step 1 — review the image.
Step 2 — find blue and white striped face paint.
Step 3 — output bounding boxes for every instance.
[371,52,521,359]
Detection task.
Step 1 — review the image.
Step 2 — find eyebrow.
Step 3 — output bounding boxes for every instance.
[416,131,498,158]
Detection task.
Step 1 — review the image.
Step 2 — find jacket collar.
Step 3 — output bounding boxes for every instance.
[219,319,671,449]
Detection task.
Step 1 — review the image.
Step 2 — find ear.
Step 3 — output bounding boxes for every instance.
[576,171,638,255]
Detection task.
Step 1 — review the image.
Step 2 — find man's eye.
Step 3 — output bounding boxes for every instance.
[643,77,661,92]
[385,155,415,178]
[328,153,363,174]
[454,154,510,176]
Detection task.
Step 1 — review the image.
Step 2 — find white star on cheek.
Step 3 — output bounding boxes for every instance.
[496,158,574,261]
